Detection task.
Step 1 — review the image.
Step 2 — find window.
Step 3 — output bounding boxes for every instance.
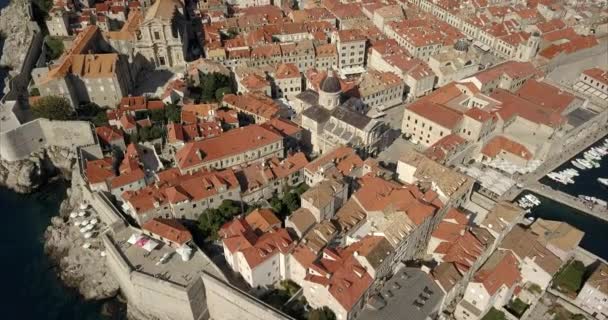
[154,31,160,40]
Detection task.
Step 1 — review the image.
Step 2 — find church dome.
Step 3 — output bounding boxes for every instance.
[454,39,469,52]
[320,75,341,93]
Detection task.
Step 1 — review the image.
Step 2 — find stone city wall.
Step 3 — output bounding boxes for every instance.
[202,272,293,320]
[0,119,96,161]
[103,233,208,320]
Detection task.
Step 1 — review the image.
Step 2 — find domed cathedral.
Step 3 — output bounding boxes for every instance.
[135,0,189,69]
[318,74,342,110]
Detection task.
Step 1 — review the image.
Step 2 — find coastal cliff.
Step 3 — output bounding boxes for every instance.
[0,146,77,193]
[0,0,36,72]
[44,169,120,300]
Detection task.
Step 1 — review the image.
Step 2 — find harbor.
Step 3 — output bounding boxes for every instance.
[502,131,608,222]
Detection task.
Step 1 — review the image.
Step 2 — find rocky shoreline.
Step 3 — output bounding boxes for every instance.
[43,169,120,301]
[1,147,122,304]
[0,146,77,193]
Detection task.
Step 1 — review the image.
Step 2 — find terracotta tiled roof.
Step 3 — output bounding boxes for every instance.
[354,175,439,226]
[110,168,144,189]
[501,225,562,274]
[304,242,373,311]
[274,63,300,79]
[221,217,294,269]
[238,152,308,191]
[222,93,280,120]
[424,133,467,163]
[142,218,192,246]
[582,67,608,87]
[174,124,282,171]
[124,169,239,214]
[304,146,363,177]
[482,136,533,160]
[474,250,521,295]
[96,126,123,145]
[245,208,281,233]
[515,80,575,113]
[491,89,564,127]
[85,157,115,184]
[407,100,462,129]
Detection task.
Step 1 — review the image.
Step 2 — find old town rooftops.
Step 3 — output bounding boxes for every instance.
[175,124,282,171]
[474,250,521,295]
[122,169,239,214]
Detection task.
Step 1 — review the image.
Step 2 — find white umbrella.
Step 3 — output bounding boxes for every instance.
[90,219,98,225]
[127,233,142,245]
[79,227,88,233]
[82,243,91,249]
[81,220,89,226]
[79,203,89,210]
[86,224,94,231]
[84,232,93,239]
[70,212,78,218]
[74,221,81,227]
[78,210,86,217]
[100,251,106,257]
[142,239,159,252]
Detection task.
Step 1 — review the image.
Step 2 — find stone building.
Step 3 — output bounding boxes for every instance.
[134,0,188,68]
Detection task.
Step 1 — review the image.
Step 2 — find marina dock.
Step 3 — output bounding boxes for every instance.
[500,127,608,222]
[526,182,608,220]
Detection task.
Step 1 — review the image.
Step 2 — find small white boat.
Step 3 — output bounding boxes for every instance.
[84,232,93,239]
[598,178,608,187]
[584,152,601,161]
[79,227,88,233]
[525,194,541,206]
[81,219,89,226]
[78,210,86,217]
[100,251,107,257]
[69,212,78,218]
[577,158,593,169]
[571,160,586,170]
[82,243,91,249]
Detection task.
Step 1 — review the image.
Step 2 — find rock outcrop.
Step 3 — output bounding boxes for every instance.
[0,146,77,193]
[44,169,120,300]
[0,0,36,72]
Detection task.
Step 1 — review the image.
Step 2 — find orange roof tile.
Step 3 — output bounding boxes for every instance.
[142,218,192,245]
[175,124,282,171]
[481,135,533,160]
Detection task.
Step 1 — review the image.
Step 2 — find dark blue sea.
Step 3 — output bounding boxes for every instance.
[527,135,608,260]
[0,182,111,320]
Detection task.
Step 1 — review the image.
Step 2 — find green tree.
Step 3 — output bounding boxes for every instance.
[29,87,40,96]
[46,37,65,60]
[270,195,286,218]
[92,112,109,127]
[215,86,232,102]
[283,192,300,213]
[149,109,166,123]
[78,102,102,117]
[307,307,335,320]
[199,73,232,102]
[165,104,182,123]
[196,200,243,240]
[31,96,75,120]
